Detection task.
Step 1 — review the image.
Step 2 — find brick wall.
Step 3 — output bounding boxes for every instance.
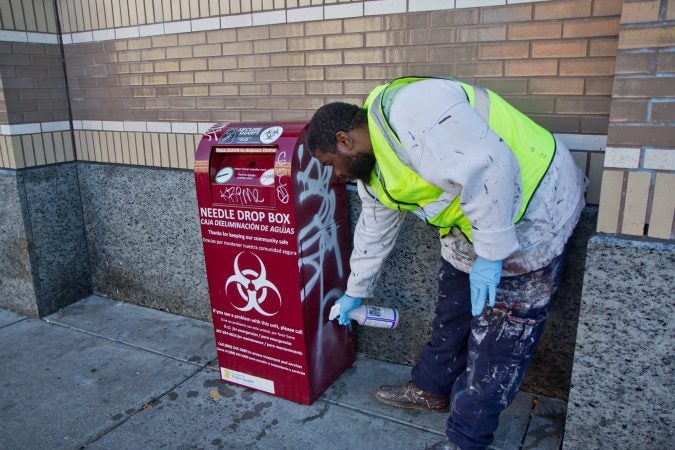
[0,0,673,238]
[597,0,675,239]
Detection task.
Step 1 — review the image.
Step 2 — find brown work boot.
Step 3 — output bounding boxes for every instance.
[375,381,449,412]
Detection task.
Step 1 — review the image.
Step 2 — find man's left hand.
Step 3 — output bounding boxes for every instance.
[469,256,503,316]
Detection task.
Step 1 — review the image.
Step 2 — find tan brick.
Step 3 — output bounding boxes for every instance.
[239,84,271,96]
[306,81,342,95]
[238,54,270,68]
[505,60,558,76]
[326,66,363,80]
[669,0,675,20]
[479,42,529,60]
[168,72,194,84]
[221,41,253,55]
[270,52,305,67]
[166,47,192,59]
[344,49,383,65]
[119,74,144,85]
[596,169,624,233]
[253,39,287,53]
[621,171,651,235]
[648,172,675,239]
[237,26,270,41]
[366,31,408,48]
[559,58,615,76]
[289,67,324,81]
[127,38,152,50]
[132,87,157,97]
[532,40,587,58]
[610,100,648,122]
[530,78,584,95]
[343,16,383,33]
[621,0,661,24]
[270,82,305,96]
[129,62,154,73]
[153,60,180,72]
[143,74,167,85]
[197,97,226,108]
[326,34,364,50]
[208,56,237,69]
[479,79,528,95]
[178,32,207,46]
[410,28,455,45]
[182,85,209,96]
[180,59,208,71]
[152,35,178,48]
[289,97,325,110]
[206,29,237,43]
[118,50,141,62]
[224,70,255,83]
[593,0,622,17]
[388,47,429,63]
[304,19,341,36]
[306,51,343,66]
[193,44,222,57]
[287,36,323,52]
[242,111,272,121]
[255,68,288,81]
[344,80,380,95]
[387,11,432,29]
[563,17,620,38]
[256,97,289,109]
[619,27,675,49]
[269,23,304,39]
[480,4,531,24]
[195,71,223,83]
[209,84,238,96]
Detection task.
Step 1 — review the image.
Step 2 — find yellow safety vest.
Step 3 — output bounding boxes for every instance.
[363,77,556,241]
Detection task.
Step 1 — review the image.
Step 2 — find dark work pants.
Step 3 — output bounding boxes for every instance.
[411,251,566,450]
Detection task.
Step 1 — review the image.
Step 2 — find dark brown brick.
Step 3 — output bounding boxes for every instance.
[586,77,614,95]
[478,78,529,95]
[580,116,609,133]
[608,124,675,146]
[609,100,649,122]
[615,51,655,74]
[556,97,611,114]
[613,77,675,98]
[651,101,675,122]
[504,96,555,114]
[657,51,675,73]
[530,114,581,133]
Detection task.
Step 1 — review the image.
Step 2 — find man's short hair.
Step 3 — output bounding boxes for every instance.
[307,102,367,154]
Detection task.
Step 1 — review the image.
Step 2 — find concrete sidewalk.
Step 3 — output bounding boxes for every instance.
[0,295,565,450]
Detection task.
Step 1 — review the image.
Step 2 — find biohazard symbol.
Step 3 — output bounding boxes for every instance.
[225,252,281,316]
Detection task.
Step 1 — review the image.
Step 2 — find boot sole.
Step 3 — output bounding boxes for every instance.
[374,393,449,413]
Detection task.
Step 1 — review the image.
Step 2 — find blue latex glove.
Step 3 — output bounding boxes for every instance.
[335,294,362,326]
[469,256,503,317]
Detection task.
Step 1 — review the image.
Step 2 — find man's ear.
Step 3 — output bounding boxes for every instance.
[335,131,352,152]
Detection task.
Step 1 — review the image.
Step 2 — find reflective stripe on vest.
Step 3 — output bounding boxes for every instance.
[363,76,556,241]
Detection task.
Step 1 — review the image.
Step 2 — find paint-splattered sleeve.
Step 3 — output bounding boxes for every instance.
[389,79,522,262]
[345,180,404,298]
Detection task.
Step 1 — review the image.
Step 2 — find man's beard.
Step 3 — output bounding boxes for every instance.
[344,151,376,182]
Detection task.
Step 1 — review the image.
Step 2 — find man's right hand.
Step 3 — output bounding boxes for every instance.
[335,294,362,326]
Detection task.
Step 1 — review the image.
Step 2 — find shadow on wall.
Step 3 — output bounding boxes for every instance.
[347,187,598,401]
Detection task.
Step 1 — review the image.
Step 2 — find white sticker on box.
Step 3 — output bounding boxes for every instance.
[221,367,275,394]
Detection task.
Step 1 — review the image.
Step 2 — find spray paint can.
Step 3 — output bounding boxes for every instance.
[347,304,399,329]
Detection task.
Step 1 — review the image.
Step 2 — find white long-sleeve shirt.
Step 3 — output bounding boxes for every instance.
[346,79,586,298]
